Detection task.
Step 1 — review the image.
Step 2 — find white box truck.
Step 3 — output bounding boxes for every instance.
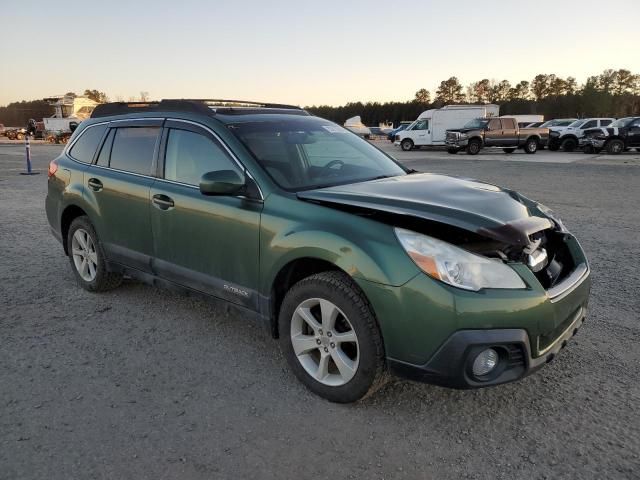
[394,104,499,151]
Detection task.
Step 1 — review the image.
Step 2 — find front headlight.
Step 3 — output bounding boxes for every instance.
[394,228,526,291]
[459,133,468,139]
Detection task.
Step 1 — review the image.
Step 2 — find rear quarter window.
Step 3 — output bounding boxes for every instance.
[68,124,107,163]
[109,127,160,175]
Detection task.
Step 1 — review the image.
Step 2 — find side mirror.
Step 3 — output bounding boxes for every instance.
[199,170,245,196]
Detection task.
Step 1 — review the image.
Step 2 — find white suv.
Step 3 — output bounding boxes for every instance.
[548,118,615,151]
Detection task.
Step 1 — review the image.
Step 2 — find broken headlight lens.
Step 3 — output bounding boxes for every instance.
[394,228,526,291]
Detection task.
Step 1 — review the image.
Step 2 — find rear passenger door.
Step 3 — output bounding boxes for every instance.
[500,118,517,145]
[84,119,162,272]
[149,120,263,310]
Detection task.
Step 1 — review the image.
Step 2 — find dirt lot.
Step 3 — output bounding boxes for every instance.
[1,144,639,479]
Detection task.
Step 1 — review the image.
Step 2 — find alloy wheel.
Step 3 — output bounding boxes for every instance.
[71,228,98,282]
[290,298,359,386]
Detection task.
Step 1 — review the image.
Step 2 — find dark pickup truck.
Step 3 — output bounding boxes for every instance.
[445,117,549,155]
[580,116,640,154]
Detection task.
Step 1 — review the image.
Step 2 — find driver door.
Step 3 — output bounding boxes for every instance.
[149,120,263,310]
[628,118,640,147]
[411,119,429,145]
[484,118,502,146]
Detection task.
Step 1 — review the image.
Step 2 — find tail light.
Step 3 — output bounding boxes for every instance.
[48,159,58,178]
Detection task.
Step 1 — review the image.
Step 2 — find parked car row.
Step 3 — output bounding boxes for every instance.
[386,110,639,155]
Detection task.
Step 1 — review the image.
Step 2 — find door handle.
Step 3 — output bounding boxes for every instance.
[152,194,175,210]
[87,178,103,191]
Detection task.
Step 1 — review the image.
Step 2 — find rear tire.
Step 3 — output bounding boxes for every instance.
[561,137,577,152]
[503,148,516,154]
[524,137,538,154]
[67,216,123,292]
[606,139,624,155]
[278,271,387,403]
[400,139,414,151]
[466,139,481,155]
[583,145,595,154]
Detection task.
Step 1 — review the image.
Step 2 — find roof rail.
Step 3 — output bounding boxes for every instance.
[91,99,303,118]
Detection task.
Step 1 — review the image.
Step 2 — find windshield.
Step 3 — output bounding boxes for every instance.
[463,118,489,129]
[610,117,633,128]
[567,120,584,128]
[229,116,407,191]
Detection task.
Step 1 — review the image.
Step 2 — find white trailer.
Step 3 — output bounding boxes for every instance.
[395,104,499,150]
[501,114,544,128]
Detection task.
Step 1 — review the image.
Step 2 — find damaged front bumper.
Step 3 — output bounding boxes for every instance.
[580,137,606,148]
[445,138,469,147]
[355,234,591,389]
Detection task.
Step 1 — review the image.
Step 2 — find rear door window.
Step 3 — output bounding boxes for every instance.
[600,119,612,127]
[500,118,516,129]
[69,124,107,163]
[110,127,160,175]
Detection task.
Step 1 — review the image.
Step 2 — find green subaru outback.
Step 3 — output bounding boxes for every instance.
[46,100,590,402]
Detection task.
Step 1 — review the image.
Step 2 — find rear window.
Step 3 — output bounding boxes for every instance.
[69,124,107,163]
[109,127,160,175]
[501,118,516,129]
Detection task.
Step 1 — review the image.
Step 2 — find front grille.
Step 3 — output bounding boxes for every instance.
[529,230,575,290]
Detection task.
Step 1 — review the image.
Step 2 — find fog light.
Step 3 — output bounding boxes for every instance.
[472,348,499,377]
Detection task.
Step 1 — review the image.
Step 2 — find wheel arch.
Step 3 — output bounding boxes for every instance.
[60,204,89,255]
[268,257,346,338]
[561,134,578,142]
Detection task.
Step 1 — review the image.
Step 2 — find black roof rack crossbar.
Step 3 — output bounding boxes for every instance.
[91,99,302,118]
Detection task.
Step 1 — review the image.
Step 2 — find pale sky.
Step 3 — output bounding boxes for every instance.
[2,0,639,107]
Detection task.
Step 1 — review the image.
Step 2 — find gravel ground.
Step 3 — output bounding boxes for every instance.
[1,144,639,480]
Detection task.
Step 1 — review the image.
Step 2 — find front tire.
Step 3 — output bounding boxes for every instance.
[278,272,386,403]
[67,216,122,292]
[606,139,624,155]
[400,139,414,151]
[466,139,481,155]
[447,148,459,154]
[561,137,577,152]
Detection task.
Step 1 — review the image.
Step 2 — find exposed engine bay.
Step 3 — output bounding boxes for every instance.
[300,200,574,290]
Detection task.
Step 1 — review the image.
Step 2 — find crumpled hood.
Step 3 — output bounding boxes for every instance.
[446,128,479,134]
[297,173,556,247]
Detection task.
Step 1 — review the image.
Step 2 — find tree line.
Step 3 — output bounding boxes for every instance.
[306,69,640,127]
[2,71,639,127]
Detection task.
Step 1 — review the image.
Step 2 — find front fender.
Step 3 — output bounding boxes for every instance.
[259,194,419,294]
